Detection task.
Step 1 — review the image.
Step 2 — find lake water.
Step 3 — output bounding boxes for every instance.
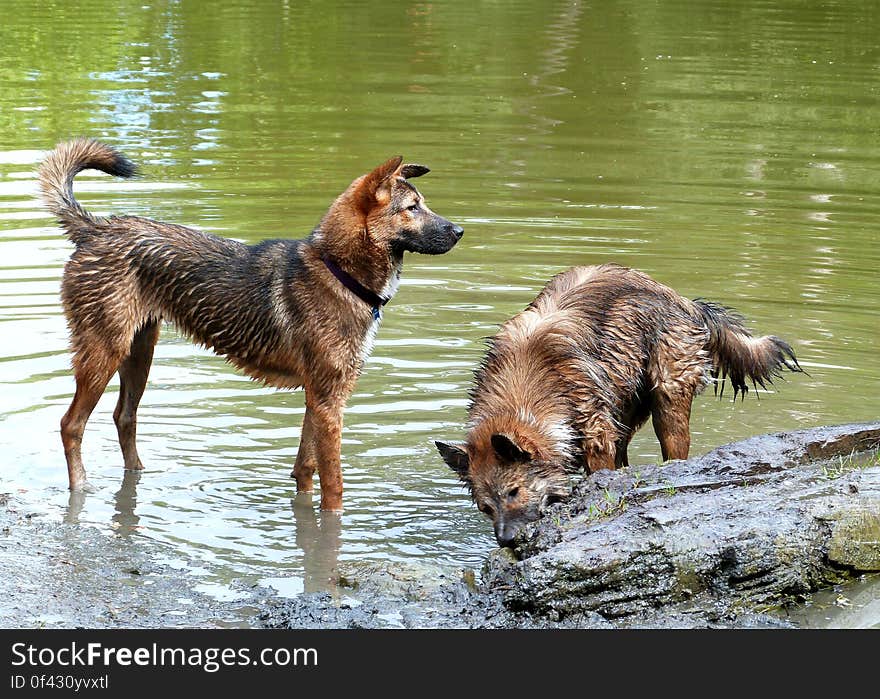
[0,0,877,622]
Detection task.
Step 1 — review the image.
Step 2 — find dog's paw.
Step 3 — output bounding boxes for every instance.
[70,480,98,494]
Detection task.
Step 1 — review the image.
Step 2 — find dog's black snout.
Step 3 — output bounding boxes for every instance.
[495,521,518,548]
[450,224,464,239]
[497,533,516,548]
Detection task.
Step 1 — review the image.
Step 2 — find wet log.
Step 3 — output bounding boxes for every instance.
[483,422,880,621]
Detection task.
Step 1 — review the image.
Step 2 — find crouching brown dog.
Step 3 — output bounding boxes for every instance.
[436,264,802,546]
[40,138,463,510]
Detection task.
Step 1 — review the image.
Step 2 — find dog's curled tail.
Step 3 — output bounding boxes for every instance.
[694,299,803,400]
[38,138,136,241]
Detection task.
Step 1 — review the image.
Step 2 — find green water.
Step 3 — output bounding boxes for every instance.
[0,0,878,617]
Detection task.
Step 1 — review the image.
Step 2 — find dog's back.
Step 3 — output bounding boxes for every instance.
[40,139,313,388]
[469,264,801,469]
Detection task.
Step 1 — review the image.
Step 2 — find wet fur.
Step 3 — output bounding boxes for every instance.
[437,264,802,545]
[41,138,463,509]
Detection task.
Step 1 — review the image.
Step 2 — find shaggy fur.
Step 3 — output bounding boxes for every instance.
[41,138,463,510]
[436,264,802,546]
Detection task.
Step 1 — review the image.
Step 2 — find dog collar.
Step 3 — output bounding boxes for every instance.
[322,256,389,320]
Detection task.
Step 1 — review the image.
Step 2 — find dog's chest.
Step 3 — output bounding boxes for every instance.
[358,317,380,367]
[380,263,403,301]
[356,264,402,367]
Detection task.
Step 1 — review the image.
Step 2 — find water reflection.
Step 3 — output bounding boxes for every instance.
[112,471,142,537]
[63,490,86,525]
[63,470,143,536]
[290,493,342,595]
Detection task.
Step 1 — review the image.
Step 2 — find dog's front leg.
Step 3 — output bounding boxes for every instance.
[583,447,616,472]
[581,434,617,473]
[292,406,317,491]
[304,384,352,512]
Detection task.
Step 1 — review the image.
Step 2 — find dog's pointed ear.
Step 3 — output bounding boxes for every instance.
[400,164,429,179]
[491,433,532,463]
[369,155,404,184]
[435,440,470,480]
[354,156,403,214]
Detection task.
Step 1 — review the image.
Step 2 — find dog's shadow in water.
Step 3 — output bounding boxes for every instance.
[290,492,342,595]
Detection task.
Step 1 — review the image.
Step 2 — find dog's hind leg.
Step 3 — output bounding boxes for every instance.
[650,394,692,462]
[113,320,160,471]
[62,344,127,491]
[291,406,317,492]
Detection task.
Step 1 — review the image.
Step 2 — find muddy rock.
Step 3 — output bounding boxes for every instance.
[484,422,880,621]
[259,561,613,629]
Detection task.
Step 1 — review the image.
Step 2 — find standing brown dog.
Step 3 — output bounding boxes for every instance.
[40,139,463,510]
[436,264,802,546]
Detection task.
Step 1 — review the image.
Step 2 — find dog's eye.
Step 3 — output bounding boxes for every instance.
[406,203,419,212]
[507,487,520,500]
[478,503,495,517]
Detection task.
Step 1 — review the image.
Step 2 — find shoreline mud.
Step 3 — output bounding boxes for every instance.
[2,423,878,629]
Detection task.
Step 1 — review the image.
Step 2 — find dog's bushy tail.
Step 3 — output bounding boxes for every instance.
[694,299,803,400]
[38,138,136,243]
